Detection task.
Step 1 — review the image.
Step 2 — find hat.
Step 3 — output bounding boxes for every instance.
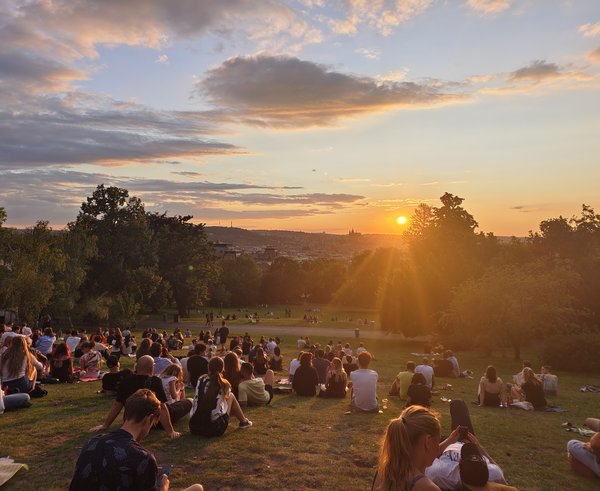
[459,443,489,487]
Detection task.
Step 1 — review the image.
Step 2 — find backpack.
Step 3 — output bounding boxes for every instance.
[189,376,229,437]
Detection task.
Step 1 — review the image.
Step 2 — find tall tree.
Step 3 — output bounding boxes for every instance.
[212,254,262,307]
[260,257,304,304]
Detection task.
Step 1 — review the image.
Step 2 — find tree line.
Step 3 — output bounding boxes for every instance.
[1,187,599,369]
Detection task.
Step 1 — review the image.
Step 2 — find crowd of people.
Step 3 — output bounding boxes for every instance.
[1,321,598,489]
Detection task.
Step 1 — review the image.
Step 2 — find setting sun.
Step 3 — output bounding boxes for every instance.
[396,216,407,225]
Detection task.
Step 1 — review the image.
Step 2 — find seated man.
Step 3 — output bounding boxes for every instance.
[568,429,600,479]
[71,389,203,491]
[101,355,133,394]
[540,365,558,397]
[348,351,378,413]
[90,355,183,439]
[238,362,274,407]
[187,343,209,388]
[388,361,416,400]
[416,358,435,389]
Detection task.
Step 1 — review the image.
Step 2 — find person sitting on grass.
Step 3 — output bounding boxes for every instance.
[288,352,302,384]
[477,365,505,407]
[90,355,182,439]
[567,419,600,480]
[189,357,252,437]
[313,349,331,385]
[389,361,416,400]
[373,405,462,491]
[223,351,242,399]
[238,362,274,407]
[135,338,152,360]
[343,354,358,376]
[150,342,179,376]
[101,355,132,394]
[71,389,203,491]
[318,357,347,399]
[1,375,31,411]
[540,365,558,397]
[406,372,432,408]
[269,346,284,372]
[50,342,73,383]
[416,358,435,390]
[159,363,190,408]
[79,342,102,379]
[252,346,270,377]
[348,351,378,413]
[516,367,546,410]
[0,335,39,394]
[292,352,319,397]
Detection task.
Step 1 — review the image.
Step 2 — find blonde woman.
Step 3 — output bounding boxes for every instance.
[159,363,185,405]
[319,357,347,398]
[0,335,39,393]
[374,405,460,491]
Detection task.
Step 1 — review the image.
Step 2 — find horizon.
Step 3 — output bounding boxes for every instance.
[1,1,599,236]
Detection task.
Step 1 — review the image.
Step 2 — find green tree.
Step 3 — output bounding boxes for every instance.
[214,254,262,307]
[302,258,346,304]
[260,257,304,304]
[441,259,581,360]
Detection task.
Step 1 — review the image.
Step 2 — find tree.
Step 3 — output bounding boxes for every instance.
[260,257,304,304]
[147,212,217,316]
[441,259,581,360]
[302,258,346,304]
[214,254,262,307]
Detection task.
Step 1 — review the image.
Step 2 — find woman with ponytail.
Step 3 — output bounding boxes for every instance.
[374,405,461,491]
[189,356,252,437]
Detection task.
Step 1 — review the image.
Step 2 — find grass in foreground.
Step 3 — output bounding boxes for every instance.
[1,332,598,490]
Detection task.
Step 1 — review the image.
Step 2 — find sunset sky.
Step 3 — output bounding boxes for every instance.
[1,1,599,236]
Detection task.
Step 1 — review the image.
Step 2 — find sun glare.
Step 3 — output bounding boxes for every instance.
[396,216,407,225]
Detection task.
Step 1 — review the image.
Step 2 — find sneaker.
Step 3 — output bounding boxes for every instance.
[239,420,253,429]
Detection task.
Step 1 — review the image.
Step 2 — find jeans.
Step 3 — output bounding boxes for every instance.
[568,439,600,477]
[4,376,33,394]
[3,392,31,410]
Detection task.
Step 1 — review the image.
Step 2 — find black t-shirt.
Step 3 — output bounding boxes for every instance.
[69,428,158,491]
[102,369,133,392]
[116,374,167,405]
[407,384,431,407]
[292,365,319,396]
[522,380,547,409]
[187,355,209,386]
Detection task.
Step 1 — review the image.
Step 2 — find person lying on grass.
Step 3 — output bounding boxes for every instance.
[90,355,182,439]
[238,362,274,406]
[72,389,203,491]
[567,419,600,480]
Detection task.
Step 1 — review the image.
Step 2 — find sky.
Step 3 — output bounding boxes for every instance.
[1,0,599,236]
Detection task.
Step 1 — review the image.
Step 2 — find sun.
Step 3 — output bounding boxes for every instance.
[396,216,408,225]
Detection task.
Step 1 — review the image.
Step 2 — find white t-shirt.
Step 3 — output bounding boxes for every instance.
[297,339,307,349]
[161,375,178,404]
[416,364,434,388]
[350,368,378,411]
[21,326,32,337]
[66,336,81,354]
[356,346,366,355]
[289,358,300,376]
[425,442,507,490]
[266,341,277,356]
[1,358,27,382]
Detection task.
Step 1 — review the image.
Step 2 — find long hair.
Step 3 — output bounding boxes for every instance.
[136,338,152,359]
[522,367,541,386]
[52,342,71,365]
[1,336,35,379]
[376,406,441,491]
[160,363,182,382]
[485,365,497,384]
[201,357,231,413]
[223,352,241,386]
[328,357,347,385]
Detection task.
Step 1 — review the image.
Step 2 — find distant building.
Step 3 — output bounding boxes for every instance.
[348,228,362,236]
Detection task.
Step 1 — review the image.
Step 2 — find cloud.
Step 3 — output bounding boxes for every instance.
[0,169,363,225]
[355,48,380,60]
[197,55,467,128]
[466,0,511,14]
[155,54,169,64]
[0,94,240,168]
[588,46,600,64]
[327,0,432,37]
[335,177,372,183]
[509,60,561,83]
[579,22,600,38]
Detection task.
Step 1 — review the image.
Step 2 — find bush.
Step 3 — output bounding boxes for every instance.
[540,329,600,372]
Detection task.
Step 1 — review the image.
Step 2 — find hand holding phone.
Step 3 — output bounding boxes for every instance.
[459,426,469,440]
[161,464,172,476]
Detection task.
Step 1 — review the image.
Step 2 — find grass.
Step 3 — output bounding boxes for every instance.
[142,304,380,330]
[1,330,598,490]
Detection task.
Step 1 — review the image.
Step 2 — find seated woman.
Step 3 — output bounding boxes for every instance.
[1,376,31,411]
[135,337,152,360]
[223,351,242,399]
[189,357,252,437]
[478,365,505,407]
[373,405,461,491]
[568,429,600,479]
[292,352,319,397]
[50,342,73,383]
[318,357,347,398]
[79,342,102,379]
[269,346,284,372]
[0,336,39,394]
[518,367,547,410]
[159,363,186,405]
[252,347,270,377]
[406,372,432,408]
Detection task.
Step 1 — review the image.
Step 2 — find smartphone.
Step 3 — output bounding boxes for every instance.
[459,426,469,440]
[161,465,172,476]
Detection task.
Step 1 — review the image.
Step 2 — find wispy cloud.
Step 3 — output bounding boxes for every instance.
[335,177,372,183]
[579,22,600,38]
[355,47,380,60]
[155,54,169,64]
[466,0,512,14]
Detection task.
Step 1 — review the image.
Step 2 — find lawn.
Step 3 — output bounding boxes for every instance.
[1,330,598,490]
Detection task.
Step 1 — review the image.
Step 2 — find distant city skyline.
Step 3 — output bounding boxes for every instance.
[1,1,599,236]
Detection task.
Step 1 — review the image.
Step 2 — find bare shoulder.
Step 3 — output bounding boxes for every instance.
[413,476,441,491]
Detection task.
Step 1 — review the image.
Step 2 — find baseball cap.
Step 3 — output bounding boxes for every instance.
[459,442,489,487]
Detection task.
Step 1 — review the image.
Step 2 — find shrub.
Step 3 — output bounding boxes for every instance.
[540,329,600,373]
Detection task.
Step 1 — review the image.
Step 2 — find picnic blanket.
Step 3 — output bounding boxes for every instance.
[580,385,600,393]
[0,457,27,486]
[544,404,567,413]
[79,371,107,382]
[564,426,595,437]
